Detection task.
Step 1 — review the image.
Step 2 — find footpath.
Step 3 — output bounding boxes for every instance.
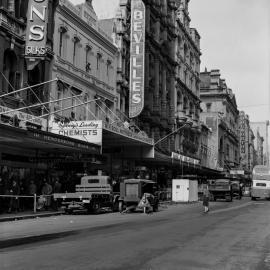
[0,198,252,249]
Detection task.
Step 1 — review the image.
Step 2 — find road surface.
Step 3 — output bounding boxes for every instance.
[1,198,270,270]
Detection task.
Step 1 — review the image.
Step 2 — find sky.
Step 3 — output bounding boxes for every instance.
[71,0,270,148]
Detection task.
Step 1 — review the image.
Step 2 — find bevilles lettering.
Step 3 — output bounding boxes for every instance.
[131,8,143,104]
[129,0,145,117]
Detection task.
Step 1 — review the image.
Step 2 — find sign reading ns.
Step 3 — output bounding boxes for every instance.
[25,0,48,57]
[129,0,145,118]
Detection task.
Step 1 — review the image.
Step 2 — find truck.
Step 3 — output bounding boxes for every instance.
[53,175,119,214]
[231,181,242,199]
[118,179,159,213]
[208,179,233,202]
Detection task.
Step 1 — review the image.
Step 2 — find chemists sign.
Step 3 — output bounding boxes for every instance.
[25,0,49,58]
[129,0,145,118]
[50,120,102,146]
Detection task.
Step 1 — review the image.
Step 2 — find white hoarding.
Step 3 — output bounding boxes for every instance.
[50,120,102,146]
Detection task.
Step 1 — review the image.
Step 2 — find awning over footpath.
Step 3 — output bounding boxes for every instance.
[102,122,154,148]
[0,123,101,155]
[141,150,223,178]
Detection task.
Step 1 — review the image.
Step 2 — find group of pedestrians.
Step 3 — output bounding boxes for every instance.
[0,177,62,214]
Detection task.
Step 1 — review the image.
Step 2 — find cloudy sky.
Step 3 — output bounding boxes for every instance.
[72,0,270,124]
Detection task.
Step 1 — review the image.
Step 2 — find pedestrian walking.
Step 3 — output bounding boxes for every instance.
[202,184,210,213]
[53,179,62,210]
[28,180,37,209]
[41,180,53,210]
[8,179,20,213]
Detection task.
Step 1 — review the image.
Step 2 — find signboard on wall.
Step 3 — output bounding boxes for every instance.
[0,105,47,129]
[129,0,145,118]
[25,0,49,61]
[50,120,102,146]
[239,112,246,154]
[171,152,200,165]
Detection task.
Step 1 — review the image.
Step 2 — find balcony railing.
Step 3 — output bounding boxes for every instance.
[0,8,25,37]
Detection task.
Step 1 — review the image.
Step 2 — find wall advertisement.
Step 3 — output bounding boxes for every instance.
[129,0,145,118]
[0,105,47,129]
[50,119,102,146]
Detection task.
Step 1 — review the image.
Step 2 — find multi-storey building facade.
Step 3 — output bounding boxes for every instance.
[239,112,256,172]
[250,121,269,166]
[255,130,264,165]
[100,0,201,158]
[200,69,239,173]
[49,0,118,124]
[174,0,201,159]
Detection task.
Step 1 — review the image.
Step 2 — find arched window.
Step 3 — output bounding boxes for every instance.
[183,97,188,115]
[2,49,18,93]
[177,91,182,112]
[85,44,92,72]
[28,65,43,103]
[59,26,68,58]
[72,36,80,66]
[189,102,194,117]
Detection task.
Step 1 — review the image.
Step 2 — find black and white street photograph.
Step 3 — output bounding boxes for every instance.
[0,0,269,269]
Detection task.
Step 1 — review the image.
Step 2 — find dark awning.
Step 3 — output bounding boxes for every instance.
[0,123,101,155]
[102,122,154,148]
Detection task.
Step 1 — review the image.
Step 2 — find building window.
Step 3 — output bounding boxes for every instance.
[85,45,92,72]
[107,59,111,78]
[97,52,102,70]
[72,36,80,66]
[206,103,212,112]
[2,49,18,93]
[226,144,230,158]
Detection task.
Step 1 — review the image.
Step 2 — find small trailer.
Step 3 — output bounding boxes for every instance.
[54,175,119,214]
[118,179,159,213]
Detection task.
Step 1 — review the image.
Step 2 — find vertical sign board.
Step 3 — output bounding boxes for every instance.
[240,112,246,154]
[25,0,49,61]
[129,0,145,118]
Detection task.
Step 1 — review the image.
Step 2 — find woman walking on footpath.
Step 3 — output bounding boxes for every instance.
[202,184,210,213]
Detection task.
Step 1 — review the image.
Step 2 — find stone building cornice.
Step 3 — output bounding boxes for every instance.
[58,4,118,55]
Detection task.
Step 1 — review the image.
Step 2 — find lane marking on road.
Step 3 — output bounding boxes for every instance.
[208,202,253,214]
[254,203,265,205]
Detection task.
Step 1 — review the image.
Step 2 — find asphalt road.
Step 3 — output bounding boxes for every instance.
[1,198,270,270]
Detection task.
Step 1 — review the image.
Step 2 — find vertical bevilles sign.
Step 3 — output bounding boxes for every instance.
[25,0,49,59]
[129,0,145,118]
